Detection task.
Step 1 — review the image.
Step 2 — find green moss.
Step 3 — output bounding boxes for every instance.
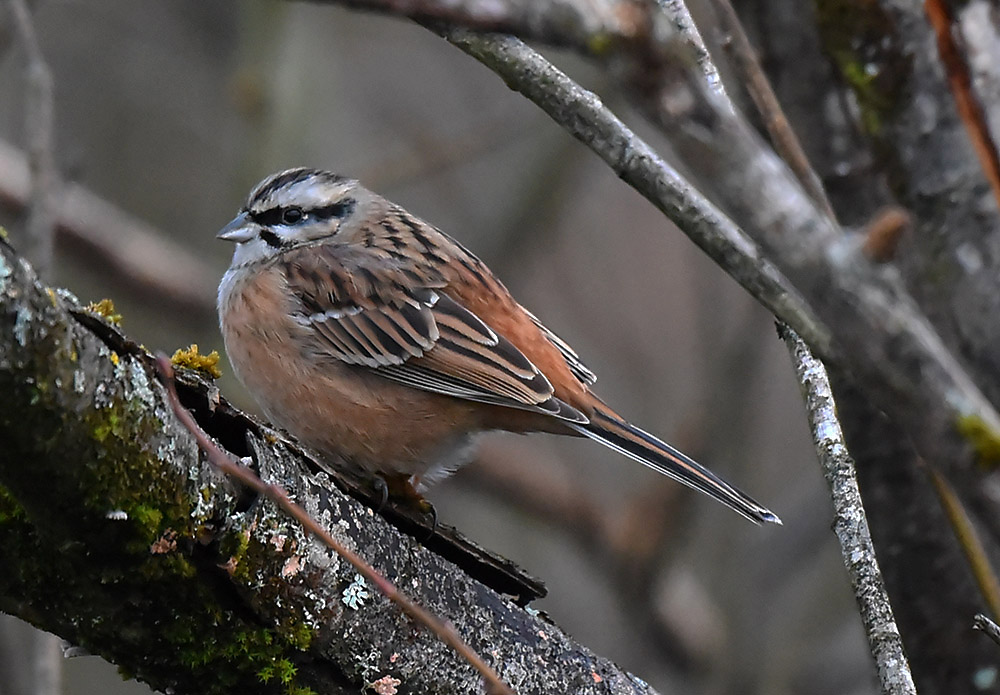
[151,592,317,693]
[130,504,164,537]
[92,412,120,443]
[284,621,314,652]
[814,0,911,136]
[176,619,314,691]
[957,415,1000,468]
[219,526,251,564]
[77,383,192,535]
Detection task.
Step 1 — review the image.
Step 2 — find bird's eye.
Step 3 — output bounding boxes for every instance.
[281,207,305,224]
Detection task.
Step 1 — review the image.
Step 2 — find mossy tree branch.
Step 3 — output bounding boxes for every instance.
[0,238,659,694]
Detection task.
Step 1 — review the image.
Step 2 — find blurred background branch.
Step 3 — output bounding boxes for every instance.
[7,0,56,278]
[4,3,61,694]
[0,139,217,318]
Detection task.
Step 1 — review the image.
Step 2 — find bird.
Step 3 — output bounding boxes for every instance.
[216,168,780,525]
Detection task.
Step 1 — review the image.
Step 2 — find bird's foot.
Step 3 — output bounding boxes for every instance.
[378,473,437,541]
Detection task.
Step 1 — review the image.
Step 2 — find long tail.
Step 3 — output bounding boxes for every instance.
[570,406,781,525]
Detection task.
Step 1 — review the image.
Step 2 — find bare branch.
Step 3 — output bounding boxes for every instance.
[437,28,833,360]
[316,0,650,49]
[655,0,725,98]
[958,3,1000,153]
[779,325,916,695]
[924,0,1000,210]
[436,26,1000,477]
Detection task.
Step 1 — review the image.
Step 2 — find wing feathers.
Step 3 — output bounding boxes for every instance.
[283,238,589,424]
[431,293,499,346]
[283,243,588,424]
[523,307,597,386]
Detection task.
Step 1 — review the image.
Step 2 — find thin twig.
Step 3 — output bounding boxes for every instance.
[153,355,515,695]
[707,0,837,221]
[657,0,727,100]
[778,325,916,695]
[973,613,1000,647]
[928,467,1000,619]
[7,0,57,277]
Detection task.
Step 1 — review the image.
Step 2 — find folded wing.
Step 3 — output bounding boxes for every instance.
[283,245,588,424]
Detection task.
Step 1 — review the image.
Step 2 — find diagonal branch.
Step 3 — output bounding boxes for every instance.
[437,27,834,360]
[707,0,837,221]
[779,325,916,695]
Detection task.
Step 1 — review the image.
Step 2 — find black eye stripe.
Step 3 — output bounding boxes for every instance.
[250,208,284,227]
[249,199,356,228]
[259,229,284,248]
[312,198,356,221]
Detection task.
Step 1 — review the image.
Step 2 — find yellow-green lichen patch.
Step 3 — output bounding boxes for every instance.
[84,298,122,325]
[586,33,613,56]
[0,484,27,524]
[171,344,222,379]
[957,415,1000,469]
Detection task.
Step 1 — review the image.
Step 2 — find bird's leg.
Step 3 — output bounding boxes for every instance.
[380,472,437,538]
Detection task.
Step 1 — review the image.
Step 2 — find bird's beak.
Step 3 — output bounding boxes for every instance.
[216,212,255,243]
